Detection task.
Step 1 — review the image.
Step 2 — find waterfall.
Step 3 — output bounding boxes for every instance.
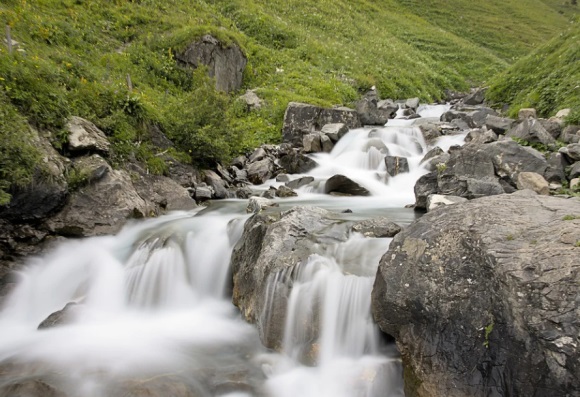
[0,104,455,396]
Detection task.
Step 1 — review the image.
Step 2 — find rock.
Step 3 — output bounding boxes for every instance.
[195,186,212,202]
[261,188,276,199]
[420,150,450,172]
[248,147,267,163]
[384,156,409,177]
[320,134,334,153]
[559,143,580,162]
[462,88,486,105]
[45,170,151,237]
[275,185,297,198]
[238,90,263,110]
[147,124,174,150]
[351,218,402,237]
[0,380,67,397]
[230,166,248,184]
[467,108,498,128]
[440,110,474,128]
[66,116,110,155]
[420,147,444,165]
[545,152,569,183]
[486,140,549,185]
[131,173,197,212]
[38,302,78,329]
[107,376,206,397]
[356,95,397,125]
[321,123,349,142]
[507,118,556,146]
[176,35,246,92]
[231,155,247,169]
[538,119,562,140]
[405,97,420,110]
[569,162,580,180]
[246,197,277,214]
[246,158,274,185]
[303,133,322,153]
[571,178,580,189]
[276,174,290,183]
[282,102,361,147]
[72,155,110,184]
[414,172,438,210]
[324,175,370,196]
[516,172,550,195]
[555,108,571,119]
[204,170,228,199]
[426,194,468,211]
[484,114,515,134]
[560,125,580,144]
[418,123,442,144]
[518,108,537,120]
[231,206,349,349]
[465,128,498,145]
[278,150,318,174]
[372,194,580,397]
[285,176,314,190]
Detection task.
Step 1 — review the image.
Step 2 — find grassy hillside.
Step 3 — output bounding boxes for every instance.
[0,0,571,203]
[487,22,580,122]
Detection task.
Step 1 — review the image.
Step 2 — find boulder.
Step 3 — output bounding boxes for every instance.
[285,176,314,190]
[324,175,370,196]
[559,143,580,162]
[246,197,277,214]
[385,156,409,177]
[248,147,267,163]
[282,102,361,147]
[484,114,515,134]
[320,134,334,153]
[246,158,274,185]
[414,172,438,210]
[356,94,397,125]
[194,185,212,202]
[467,108,498,128]
[38,302,78,329]
[45,170,151,237]
[538,119,562,140]
[405,97,420,110]
[231,155,247,169]
[66,116,110,155]
[462,88,486,105]
[560,125,580,144]
[372,194,580,397]
[276,174,290,183]
[278,150,318,174]
[465,128,498,145]
[275,185,297,198]
[0,380,67,397]
[303,133,322,153]
[516,172,550,195]
[238,89,263,110]
[132,173,197,212]
[204,170,228,199]
[507,119,556,146]
[440,111,475,128]
[418,123,442,144]
[426,194,467,212]
[518,108,537,120]
[72,155,110,184]
[544,152,569,183]
[231,206,350,349]
[486,140,549,186]
[569,162,580,180]
[321,123,349,142]
[176,35,246,92]
[351,218,402,238]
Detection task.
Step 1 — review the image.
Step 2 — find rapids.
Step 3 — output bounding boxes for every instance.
[0,104,458,396]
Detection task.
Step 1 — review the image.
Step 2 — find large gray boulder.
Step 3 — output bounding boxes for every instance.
[484,114,516,134]
[278,150,318,174]
[282,103,361,147]
[324,175,370,196]
[246,158,275,185]
[176,35,246,92]
[231,206,350,349]
[507,118,556,146]
[356,95,398,125]
[66,116,110,155]
[372,194,580,397]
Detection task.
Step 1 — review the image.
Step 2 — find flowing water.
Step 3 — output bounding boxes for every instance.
[0,105,455,396]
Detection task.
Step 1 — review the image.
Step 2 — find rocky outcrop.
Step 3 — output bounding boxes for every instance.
[507,118,556,146]
[66,116,110,155]
[230,206,350,349]
[372,194,580,397]
[176,35,246,92]
[282,102,361,147]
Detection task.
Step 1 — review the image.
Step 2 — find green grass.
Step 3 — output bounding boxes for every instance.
[487,22,580,120]
[0,0,574,204]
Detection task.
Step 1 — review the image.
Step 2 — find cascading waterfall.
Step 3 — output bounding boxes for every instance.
[0,104,456,396]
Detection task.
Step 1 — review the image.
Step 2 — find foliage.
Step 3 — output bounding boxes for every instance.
[562,214,580,220]
[510,137,565,153]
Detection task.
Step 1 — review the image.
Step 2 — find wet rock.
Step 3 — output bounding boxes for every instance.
[518,107,537,120]
[66,116,110,155]
[107,376,207,397]
[405,97,420,111]
[384,156,409,177]
[38,302,78,329]
[282,102,361,147]
[516,172,549,195]
[324,175,370,196]
[204,170,228,199]
[320,134,334,153]
[418,123,442,144]
[275,185,297,198]
[278,150,318,174]
[414,172,438,210]
[507,118,556,146]
[321,123,349,142]
[246,197,277,213]
[231,206,350,349]
[246,158,274,185]
[0,380,67,397]
[372,194,580,397]
[286,176,314,190]
[276,174,290,183]
[176,35,246,92]
[426,194,468,212]
[303,133,322,153]
[484,114,516,134]
[351,218,402,237]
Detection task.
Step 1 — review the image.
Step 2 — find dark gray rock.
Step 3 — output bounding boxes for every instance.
[356,95,397,125]
[467,108,498,128]
[486,140,549,186]
[248,147,267,163]
[176,35,246,92]
[286,176,314,190]
[38,302,78,329]
[372,194,580,397]
[72,155,110,185]
[320,134,333,153]
[484,114,515,134]
[418,123,442,144]
[195,185,213,202]
[246,158,274,185]
[559,143,580,162]
[560,125,580,144]
[569,161,580,180]
[275,185,297,198]
[507,118,556,146]
[462,88,486,105]
[385,156,409,177]
[231,155,247,169]
[282,102,361,147]
[321,123,349,142]
[440,110,474,128]
[352,218,401,237]
[539,119,563,140]
[276,174,290,183]
[278,150,318,174]
[204,170,228,199]
[132,172,197,213]
[545,152,569,183]
[324,175,370,196]
[465,128,498,145]
[414,172,438,210]
[231,206,350,349]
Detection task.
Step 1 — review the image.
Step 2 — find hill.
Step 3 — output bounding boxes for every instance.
[487,21,580,122]
[0,0,572,203]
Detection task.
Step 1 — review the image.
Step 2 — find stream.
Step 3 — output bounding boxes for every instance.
[0,105,457,397]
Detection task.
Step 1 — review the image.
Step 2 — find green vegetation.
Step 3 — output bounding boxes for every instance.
[562,214,580,220]
[506,234,515,241]
[483,320,494,348]
[487,22,580,120]
[510,137,565,154]
[0,0,574,204]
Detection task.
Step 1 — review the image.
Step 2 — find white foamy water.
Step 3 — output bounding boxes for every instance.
[0,104,458,396]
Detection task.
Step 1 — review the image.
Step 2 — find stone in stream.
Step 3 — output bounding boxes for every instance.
[285,176,314,190]
[324,175,370,196]
[372,194,580,397]
[38,302,78,329]
[321,123,349,142]
[275,185,298,198]
[246,158,275,185]
[278,150,318,174]
[351,218,402,237]
[384,156,409,177]
[0,380,67,397]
